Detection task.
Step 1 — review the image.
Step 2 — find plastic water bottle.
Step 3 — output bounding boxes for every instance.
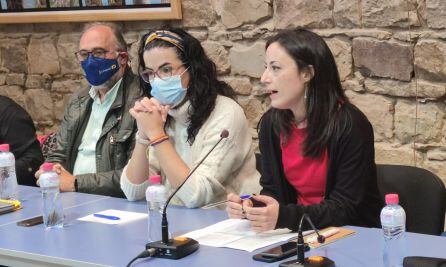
[0,144,18,200]
[381,193,406,267]
[39,162,64,229]
[146,175,167,242]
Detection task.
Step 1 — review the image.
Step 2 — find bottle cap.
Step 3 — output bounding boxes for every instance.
[385,193,399,204]
[149,175,162,184]
[41,162,54,172]
[0,144,10,152]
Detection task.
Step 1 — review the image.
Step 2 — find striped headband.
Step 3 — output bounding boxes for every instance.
[144,30,184,52]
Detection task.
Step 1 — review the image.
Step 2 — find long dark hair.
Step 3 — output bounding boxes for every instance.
[263,28,350,157]
[138,28,236,144]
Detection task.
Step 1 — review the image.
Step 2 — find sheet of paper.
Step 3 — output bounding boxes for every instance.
[184,219,252,246]
[77,209,147,225]
[183,219,314,252]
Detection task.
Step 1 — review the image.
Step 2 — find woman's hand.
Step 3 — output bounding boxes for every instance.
[149,98,171,123]
[129,97,169,140]
[226,193,248,219]
[244,195,279,232]
[129,99,152,140]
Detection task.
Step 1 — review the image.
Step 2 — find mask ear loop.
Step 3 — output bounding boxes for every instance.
[178,66,190,90]
[179,66,190,77]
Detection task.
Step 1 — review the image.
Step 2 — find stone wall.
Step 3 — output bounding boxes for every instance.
[0,0,445,181]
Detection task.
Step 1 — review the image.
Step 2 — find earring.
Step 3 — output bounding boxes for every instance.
[304,86,308,99]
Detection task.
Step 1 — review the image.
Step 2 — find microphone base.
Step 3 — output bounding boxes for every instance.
[279,256,335,267]
[146,237,199,260]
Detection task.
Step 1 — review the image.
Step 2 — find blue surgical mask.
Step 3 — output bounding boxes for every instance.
[81,55,120,86]
[150,68,188,106]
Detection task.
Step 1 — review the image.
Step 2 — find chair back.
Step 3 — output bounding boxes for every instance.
[377,164,446,235]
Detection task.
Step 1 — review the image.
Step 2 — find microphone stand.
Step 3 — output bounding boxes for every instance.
[145,130,229,260]
[279,214,335,267]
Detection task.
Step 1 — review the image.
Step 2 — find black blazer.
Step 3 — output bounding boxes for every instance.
[258,103,382,231]
[0,96,44,186]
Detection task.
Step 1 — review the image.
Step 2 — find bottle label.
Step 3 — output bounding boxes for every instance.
[0,153,15,168]
[0,167,17,199]
[40,173,60,188]
[381,207,406,228]
[146,187,166,203]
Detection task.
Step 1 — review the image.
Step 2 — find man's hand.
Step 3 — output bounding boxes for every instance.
[35,167,43,186]
[35,163,75,191]
[54,164,76,192]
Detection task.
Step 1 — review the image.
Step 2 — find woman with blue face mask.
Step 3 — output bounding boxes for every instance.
[120,28,261,207]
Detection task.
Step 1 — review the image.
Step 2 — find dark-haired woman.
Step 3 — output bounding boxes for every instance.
[226,28,382,232]
[120,29,260,207]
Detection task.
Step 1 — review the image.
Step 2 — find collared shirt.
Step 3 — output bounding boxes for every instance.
[73,78,122,175]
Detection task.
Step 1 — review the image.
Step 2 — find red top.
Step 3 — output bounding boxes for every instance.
[280,125,328,206]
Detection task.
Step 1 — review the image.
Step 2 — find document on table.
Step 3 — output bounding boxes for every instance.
[78,209,147,225]
[183,219,313,252]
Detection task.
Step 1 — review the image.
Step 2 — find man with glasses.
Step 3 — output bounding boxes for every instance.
[36,22,141,197]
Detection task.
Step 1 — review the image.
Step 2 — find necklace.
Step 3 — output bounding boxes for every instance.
[295,117,306,124]
[294,117,307,127]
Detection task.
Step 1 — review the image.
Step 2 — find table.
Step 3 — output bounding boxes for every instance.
[0,186,445,267]
[0,186,107,226]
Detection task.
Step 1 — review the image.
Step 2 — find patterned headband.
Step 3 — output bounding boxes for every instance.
[144,30,184,52]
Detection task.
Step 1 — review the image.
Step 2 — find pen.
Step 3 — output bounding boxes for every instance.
[93,213,121,220]
[201,194,252,209]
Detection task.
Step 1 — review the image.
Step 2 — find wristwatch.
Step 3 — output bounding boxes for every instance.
[74,179,78,192]
[135,131,150,145]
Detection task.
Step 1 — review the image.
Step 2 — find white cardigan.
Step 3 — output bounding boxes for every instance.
[120,95,261,208]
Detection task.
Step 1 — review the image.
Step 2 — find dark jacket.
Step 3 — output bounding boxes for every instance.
[259,103,382,231]
[0,96,44,186]
[46,68,141,197]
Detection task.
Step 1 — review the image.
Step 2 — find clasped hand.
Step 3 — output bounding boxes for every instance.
[129,97,170,140]
[226,193,280,233]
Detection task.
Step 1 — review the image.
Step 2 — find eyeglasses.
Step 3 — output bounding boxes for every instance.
[74,48,119,62]
[140,64,187,83]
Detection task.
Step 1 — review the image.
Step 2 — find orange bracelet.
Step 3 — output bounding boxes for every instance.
[149,134,168,143]
[150,136,169,146]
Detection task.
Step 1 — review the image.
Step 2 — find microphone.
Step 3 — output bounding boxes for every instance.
[145,129,230,260]
[280,213,335,267]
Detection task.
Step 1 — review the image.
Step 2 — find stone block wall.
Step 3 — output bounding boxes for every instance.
[0,0,445,181]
